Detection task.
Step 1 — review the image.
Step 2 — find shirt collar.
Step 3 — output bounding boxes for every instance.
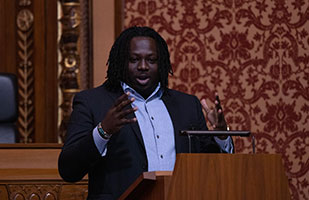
[121,82,163,101]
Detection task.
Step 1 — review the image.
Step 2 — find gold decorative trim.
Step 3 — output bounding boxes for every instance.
[58,0,82,143]
[16,9,34,31]
[16,1,34,143]
[58,0,92,142]
[18,0,31,6]
[62,89,81,93]
[62,2,80,7]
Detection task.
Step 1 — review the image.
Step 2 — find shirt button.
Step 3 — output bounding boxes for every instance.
[156,135,159,139]
[151,116,154,120]
[160,155,163,159]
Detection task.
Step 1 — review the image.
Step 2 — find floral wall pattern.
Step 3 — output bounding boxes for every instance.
[124,0,309,199]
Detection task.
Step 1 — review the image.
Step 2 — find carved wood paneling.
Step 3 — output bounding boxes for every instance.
[1,0,75,142]
[16,0,35,143]
[7,184,61,200]
[0,183,88,200]
[14,0,58,143]
[58,0,82,143]
[58,0,92,142]
[0,144,88,200]
[0,185,9,199]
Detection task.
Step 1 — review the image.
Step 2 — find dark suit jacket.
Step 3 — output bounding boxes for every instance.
[58,82,222,200]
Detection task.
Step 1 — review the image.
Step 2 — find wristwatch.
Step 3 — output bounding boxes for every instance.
[97,122,112,140]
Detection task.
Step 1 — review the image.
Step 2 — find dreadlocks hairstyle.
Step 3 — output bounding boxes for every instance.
[105,26,173,92]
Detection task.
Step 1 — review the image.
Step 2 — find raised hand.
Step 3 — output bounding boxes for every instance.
[101,92,137,135]
[200,93,227,132]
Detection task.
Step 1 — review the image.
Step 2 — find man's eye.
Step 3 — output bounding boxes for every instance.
[147,58,158,63]
[129,57,139,63]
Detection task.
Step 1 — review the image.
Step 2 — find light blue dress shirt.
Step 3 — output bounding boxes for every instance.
[93,83,233,171]
[121,82,176,171]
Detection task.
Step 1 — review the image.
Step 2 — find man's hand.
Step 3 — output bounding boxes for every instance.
[200,93,228,139]
[101,92,137,135]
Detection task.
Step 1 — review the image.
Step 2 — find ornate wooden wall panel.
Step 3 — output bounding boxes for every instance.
[0,0,94,143]
[0,0,59,143]
[0,144,88,200]
[16,0,35,143]
[58,0,83,143]
[58,0,92,142]
[123,0,309,199]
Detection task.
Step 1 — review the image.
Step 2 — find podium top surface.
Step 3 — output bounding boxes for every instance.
[180,130,250,136]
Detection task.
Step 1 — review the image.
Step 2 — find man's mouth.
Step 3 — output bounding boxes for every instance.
[136,76,150,85]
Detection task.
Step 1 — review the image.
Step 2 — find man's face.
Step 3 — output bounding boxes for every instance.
[126,36,159,99]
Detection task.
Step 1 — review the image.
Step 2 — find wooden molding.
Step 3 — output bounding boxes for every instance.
[16,0,35,143]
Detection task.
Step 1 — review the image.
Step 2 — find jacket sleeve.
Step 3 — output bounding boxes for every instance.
[58,92,102,182]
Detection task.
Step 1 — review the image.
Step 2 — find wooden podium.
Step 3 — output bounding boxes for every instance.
[120,154,291,200]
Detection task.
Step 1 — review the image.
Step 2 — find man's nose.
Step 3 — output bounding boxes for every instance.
[137,59,149,70]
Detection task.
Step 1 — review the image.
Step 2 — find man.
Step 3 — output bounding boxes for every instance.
[58,26,233,200]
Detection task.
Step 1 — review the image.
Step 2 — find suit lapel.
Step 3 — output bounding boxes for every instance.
[127,109,146,151]
[161,90,185,153]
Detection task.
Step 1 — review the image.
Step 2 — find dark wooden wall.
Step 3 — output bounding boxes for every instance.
[0,0,17,75]
[0,0,58,143]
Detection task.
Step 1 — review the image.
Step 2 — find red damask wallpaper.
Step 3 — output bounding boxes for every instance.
[124,0,308,199]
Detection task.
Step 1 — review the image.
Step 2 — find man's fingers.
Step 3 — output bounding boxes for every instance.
[116,117,137,128]
[114,92,130,106]
[116,107,138,126]
[115,97,135,112]
[200,99,210,113]
[122,117,137,124]
[101,92,137,134]
[111,116,137,133]
[114,92,134,110]
[218,110,224,122]
[118,107,138,118]
[201,93,227,131]
[215,94,222,110]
